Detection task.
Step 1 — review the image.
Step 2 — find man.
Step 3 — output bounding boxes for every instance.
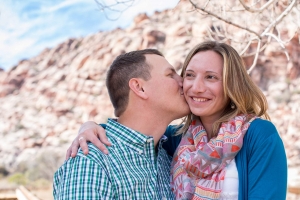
[53,49,190,199]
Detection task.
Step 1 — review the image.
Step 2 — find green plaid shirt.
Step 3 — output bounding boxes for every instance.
[53,118,175,199]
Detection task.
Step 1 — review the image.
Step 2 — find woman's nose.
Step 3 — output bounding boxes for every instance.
[192,77,206,93]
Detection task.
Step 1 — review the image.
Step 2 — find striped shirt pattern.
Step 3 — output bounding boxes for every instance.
[53,118,175,199]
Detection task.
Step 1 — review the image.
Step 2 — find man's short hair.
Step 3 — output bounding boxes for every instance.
[106,49,164,117]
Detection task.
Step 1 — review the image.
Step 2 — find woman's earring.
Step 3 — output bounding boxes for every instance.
[231,102,236,109]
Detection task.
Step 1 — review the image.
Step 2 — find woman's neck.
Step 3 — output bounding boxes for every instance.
[199,117,216,139]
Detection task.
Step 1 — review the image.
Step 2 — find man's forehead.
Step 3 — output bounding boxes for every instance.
[145,54,174,69]
[145,53,165,61]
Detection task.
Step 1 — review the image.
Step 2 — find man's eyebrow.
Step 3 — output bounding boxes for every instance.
[167,68,176,73]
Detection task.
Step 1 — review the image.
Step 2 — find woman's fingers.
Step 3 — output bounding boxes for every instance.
[65,138,80,160]
[65,121,111,159]
[96,126,111,147]
[70,137,80,157]
[65,146,72,160]
[78,136,89,155]
[90,135,109,154]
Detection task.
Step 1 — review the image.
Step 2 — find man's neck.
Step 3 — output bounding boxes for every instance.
[118,112,171,147]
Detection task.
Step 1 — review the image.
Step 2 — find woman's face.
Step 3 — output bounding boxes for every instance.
[183,50,229,122]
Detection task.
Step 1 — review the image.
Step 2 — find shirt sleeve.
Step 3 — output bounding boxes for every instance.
[53,155,114,200]
[247,120,287,200]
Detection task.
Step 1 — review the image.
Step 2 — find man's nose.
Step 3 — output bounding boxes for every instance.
[177,76,183,87]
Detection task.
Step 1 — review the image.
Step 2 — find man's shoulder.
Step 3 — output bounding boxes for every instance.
[76,143,111,165]
[55,143,109,174]
[53,143,115,200]
[53,143,112,189]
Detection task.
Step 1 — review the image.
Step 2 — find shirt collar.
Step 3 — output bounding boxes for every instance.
[106,118,168,153]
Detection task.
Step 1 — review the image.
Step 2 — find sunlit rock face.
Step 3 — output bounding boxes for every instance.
[0,0,299,193]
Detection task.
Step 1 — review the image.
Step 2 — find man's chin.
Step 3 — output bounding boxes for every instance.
[174,109,191,119]
[183,107,191,115]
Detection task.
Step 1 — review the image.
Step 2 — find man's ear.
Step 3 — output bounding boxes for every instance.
[128,78,148,99]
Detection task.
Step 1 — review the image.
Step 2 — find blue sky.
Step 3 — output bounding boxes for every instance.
[0,0,179,70]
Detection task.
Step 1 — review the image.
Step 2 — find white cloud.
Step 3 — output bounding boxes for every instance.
[0,0,94,68]
[98,0,179,21]
[39,0,84,13]
[0,0,179,70]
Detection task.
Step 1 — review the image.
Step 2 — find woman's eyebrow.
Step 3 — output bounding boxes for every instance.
[206,71,218,74]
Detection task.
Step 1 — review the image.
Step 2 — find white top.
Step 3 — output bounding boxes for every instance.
[220,159,239,200]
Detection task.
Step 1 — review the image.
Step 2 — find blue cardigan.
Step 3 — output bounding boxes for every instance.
[163,118,287,200]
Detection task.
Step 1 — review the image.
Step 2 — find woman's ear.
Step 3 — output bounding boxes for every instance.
[128,78,148,99]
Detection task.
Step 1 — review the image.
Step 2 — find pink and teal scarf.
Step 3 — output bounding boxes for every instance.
[171,115,256,199]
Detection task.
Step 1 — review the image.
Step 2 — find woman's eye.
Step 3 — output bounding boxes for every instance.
[207,75,216,79]
[185,73,192,77]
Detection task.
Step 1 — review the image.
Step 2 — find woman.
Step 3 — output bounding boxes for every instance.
[67,41,287,199]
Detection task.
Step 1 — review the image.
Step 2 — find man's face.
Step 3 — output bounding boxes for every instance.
[143,54,190,120]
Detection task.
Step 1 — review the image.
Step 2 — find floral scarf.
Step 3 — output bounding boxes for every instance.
[171,115,256,200]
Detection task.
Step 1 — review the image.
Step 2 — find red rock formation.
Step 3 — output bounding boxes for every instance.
[0,0,299,195]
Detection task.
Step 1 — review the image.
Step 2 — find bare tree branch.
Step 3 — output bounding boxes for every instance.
[264,32,290,61]
[261,0,297,36]
[188,0,299,72]
[94,0,138,20]
[94,0,300,72]
[189,0,262,38]
[240,39,254,55]
[238,0,275,13]
[247,39,261,74]
[204,0,211,9]
[242,41,268,57]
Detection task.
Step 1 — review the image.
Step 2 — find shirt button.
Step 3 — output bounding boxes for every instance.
[138,150,143,155]
[162,197,167,200]
[147,138,153,143]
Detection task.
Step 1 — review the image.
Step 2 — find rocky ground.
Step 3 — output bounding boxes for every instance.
[0,0,299,198]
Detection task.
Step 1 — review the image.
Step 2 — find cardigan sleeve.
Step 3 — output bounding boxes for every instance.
[246,119,287,200]
[162,125,183,157]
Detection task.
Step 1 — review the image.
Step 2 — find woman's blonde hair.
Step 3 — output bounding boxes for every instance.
[179,41,270,138]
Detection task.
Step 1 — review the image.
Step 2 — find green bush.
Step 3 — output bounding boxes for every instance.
[8,173,27,185]
[30,178,51,188]
[7,149,64,189]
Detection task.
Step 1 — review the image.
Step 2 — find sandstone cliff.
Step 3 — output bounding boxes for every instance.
[0,0,299,191]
